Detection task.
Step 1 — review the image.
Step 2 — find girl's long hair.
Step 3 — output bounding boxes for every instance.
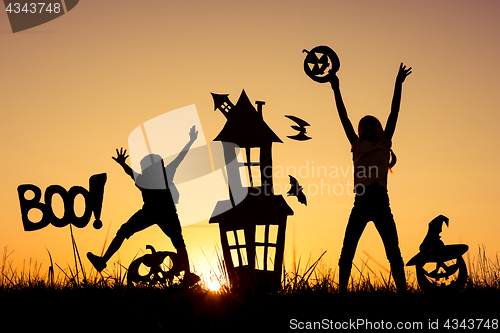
[358,115,397,171]
[388,149,397,171]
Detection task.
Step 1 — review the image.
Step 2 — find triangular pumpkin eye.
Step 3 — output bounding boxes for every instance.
[314,52,323,60]
[319,54,330,65]
[138,262,151,276]
[308,63,324,75]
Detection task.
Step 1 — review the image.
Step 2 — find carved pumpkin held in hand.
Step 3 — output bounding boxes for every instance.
[127,245,182,286]
[302,45,340,83]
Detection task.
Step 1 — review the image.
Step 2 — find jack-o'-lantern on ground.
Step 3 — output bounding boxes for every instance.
[127,245,182,286]
[407,215,469,292]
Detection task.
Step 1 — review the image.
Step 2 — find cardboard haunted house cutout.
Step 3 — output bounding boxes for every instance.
[209,90,293,292]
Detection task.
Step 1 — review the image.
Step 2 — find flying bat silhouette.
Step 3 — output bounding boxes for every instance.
[285,115,311,141]
[287,175,307,205]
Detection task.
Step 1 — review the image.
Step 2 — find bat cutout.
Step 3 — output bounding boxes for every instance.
[287,175,307,205]
[285,115,311,141]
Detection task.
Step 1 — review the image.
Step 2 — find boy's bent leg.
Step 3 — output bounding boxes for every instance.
[102,235,125,263]
[157,212,200,286]
[87,235,125,272]
[173,238,200,286]
[176,246,189,272]
[87,210,148,272]
[87,252,107,272]
[177,246,200,286]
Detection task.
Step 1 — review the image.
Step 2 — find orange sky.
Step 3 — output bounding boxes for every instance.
[1,0,500,285]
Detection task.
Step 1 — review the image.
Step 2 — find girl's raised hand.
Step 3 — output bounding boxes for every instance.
[396,63,412,83]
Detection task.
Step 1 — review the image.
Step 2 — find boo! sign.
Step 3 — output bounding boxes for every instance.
[17,173,106,231]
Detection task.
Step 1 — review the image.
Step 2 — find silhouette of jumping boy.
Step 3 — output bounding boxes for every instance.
[87,125,200,286]
[329,63,412,292]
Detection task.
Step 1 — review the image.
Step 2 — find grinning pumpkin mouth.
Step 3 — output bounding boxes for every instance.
[422,259,460,281]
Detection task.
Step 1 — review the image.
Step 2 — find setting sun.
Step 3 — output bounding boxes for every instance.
[206,277,222,292]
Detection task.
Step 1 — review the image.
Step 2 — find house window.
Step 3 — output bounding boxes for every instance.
[239,147,261,187]
[221,101,232,113]
[255,246,276,271]
[227,229,247,267]
[255,224,279,271]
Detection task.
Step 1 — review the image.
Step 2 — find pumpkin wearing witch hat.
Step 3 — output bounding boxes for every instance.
[407,215,469,292]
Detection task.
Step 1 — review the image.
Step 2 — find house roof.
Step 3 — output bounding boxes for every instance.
[213,90,282,147]
[209,192,294,226]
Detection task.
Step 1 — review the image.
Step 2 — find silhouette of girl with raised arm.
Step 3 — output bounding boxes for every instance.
[87,126,200,286]
[330,63,412,292]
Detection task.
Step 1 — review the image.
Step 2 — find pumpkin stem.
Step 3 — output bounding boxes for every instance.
[146,244,156,255]
[302,49,309,54]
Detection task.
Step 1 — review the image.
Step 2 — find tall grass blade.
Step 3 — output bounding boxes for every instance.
[45,247,54,288]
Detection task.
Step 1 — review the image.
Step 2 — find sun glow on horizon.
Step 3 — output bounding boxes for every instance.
[206,278,222,292]
[202,270,225,292]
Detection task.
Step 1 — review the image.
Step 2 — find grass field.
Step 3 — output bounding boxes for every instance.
[1,246,499,331]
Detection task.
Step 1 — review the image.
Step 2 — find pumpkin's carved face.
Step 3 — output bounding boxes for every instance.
[303,45,340,83]
[406,216,469,293]
[127,245,182,286]
[416,256,468,292]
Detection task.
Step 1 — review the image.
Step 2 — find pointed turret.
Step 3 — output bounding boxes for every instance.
[211,93,234,119]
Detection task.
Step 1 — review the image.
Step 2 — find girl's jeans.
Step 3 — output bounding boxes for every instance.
[338,183,406,292]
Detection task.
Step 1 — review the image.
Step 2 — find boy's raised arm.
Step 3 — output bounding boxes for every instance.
[330,75,358,144]
[112,148,135,180]
[385,63,412,141]
[168,125,198,172]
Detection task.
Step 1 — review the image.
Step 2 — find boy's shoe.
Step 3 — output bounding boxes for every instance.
[87,252,106,272]
[182,272,200,287]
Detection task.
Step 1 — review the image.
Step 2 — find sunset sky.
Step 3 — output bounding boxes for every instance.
[1,0,499,286]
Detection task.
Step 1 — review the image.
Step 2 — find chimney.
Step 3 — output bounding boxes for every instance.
[255,101,265,120]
